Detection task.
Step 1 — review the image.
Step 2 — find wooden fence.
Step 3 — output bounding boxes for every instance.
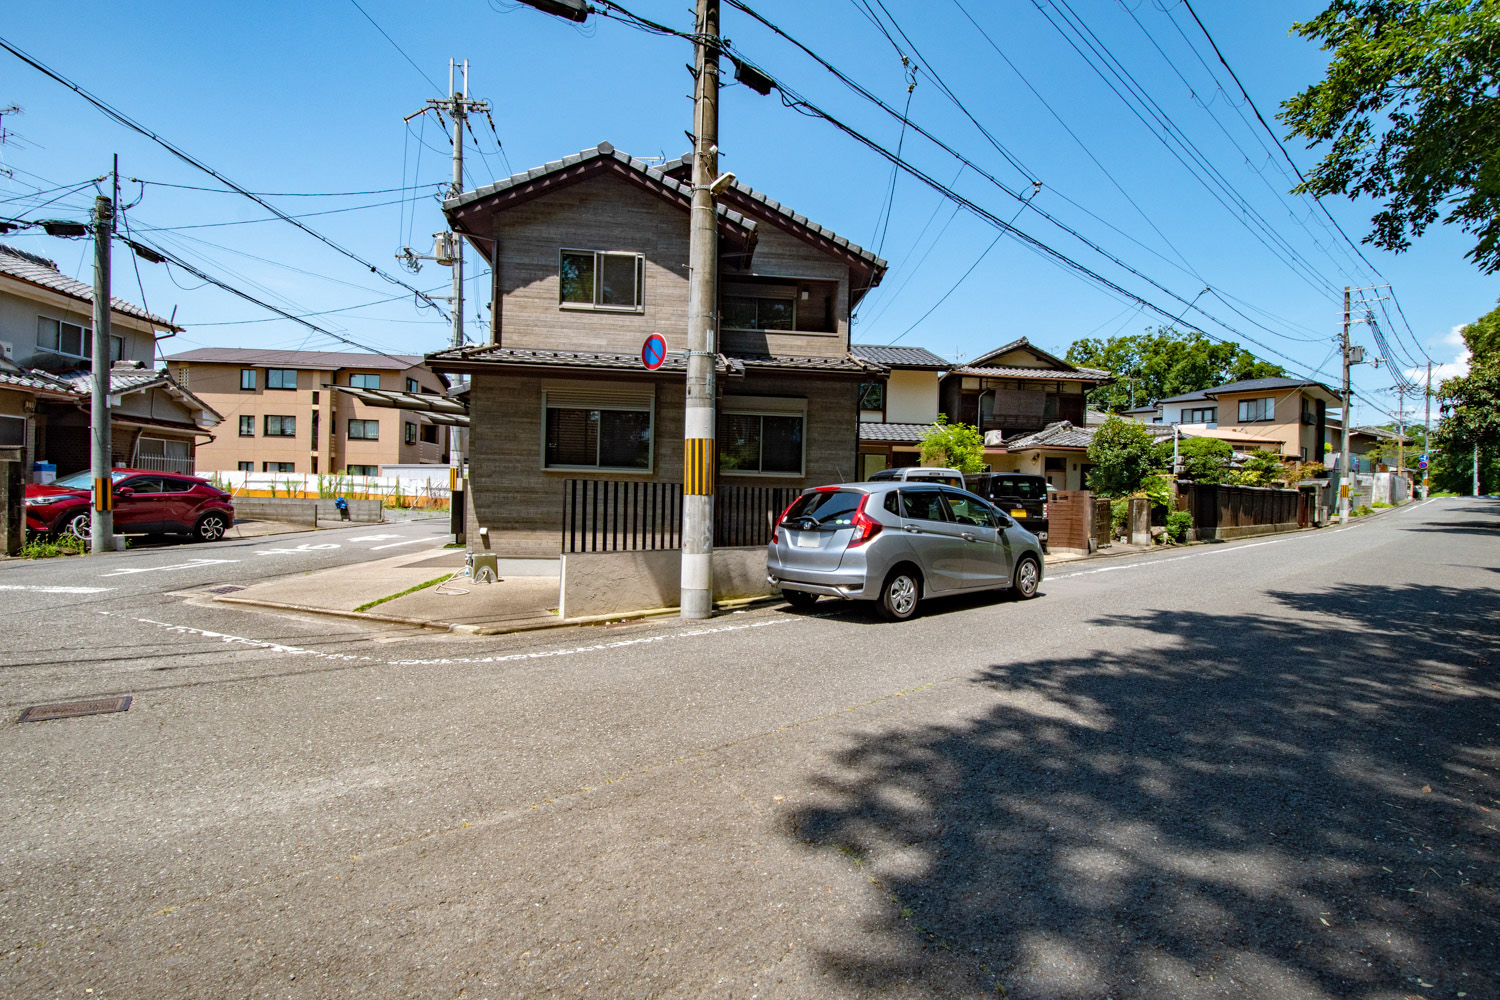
[1181,482,1300,540]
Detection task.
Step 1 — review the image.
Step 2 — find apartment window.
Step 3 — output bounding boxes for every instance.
[722,292,795,332]
[349,373,380,389]
[262,461,295,473]
[311,391,319,404]
[1181,407,1217,424]
[264,415,296,437]
[238,415,255,437]
[420,424,440,444]
[1238,397,1274,422]
[347,465,377,477]
[406,377,420,393]
[404,421,417,445]
[236,461,253,472]
[348,419,380,440]
[719,408,805,476]
[240,369,257,391]
[559,249,644,309]
[544,391,652,471]
[266,369,297,390]
[858,382,885,411]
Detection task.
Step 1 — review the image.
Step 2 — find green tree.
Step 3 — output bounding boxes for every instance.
[1433,353,1500,492]
[1086,416,1162,496]
[1065,326,1284,413]
[1281,1,1500,272]
[1459,299,1500,361]
[917,415,987,473]
[1154,435,1234,484]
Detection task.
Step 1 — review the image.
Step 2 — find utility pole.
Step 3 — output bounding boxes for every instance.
[1339,287,1353,524]
[1423,361,1432,498]
[1475,442,1482,496]
[681,0,721,619]
[90,192,118,552]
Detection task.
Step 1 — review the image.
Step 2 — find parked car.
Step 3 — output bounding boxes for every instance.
[866,466,967,489]
[766,481,1044,620]
[25,469,235,543]
[964,472,1052,549]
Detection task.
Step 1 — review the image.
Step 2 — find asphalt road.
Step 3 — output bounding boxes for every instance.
[0,499,1495,999]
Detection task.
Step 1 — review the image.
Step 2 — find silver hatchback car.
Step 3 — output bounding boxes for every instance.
[766,481,1045,620]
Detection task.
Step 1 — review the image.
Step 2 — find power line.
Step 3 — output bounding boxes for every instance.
[347,0,444,93]
[0,33,449,319]
[133,179,441,198]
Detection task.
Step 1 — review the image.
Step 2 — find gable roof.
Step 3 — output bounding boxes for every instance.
[165,348,429,372]
[54,362,223,421]
[0,243,181,330]
[950,336,1111,382]
[850,344,949,369]
[1204,376,1334,398]
[1156,388,1214,404]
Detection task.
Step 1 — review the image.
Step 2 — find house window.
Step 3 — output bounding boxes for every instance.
[420,424,440,444]
[0,414,24,448]
[1238,397,1274,422]
[264,415,296,437]
[544,398,652,470]
[858,382,885,411]
[347,464,378,477]
[237,461,253,472]
[238,415,255,437]
[348,419,380,440]
[349,373,380,389]
[406,377,420,393]
[722,293,795,331]
[1181,407,1217,424]
[267,369,297,390]
[718,411,805,476]
[262,461,295,473]
[404,421,417,445]
[36,317,92,359]
[559,249,644,309]
[240,369,257,391]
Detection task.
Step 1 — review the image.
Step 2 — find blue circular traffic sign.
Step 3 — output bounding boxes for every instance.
[641,333,667,370]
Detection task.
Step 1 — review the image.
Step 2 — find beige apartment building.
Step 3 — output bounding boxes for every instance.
[163,349,449,475]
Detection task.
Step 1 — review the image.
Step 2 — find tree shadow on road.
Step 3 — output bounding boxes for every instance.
[786,581,1500,998]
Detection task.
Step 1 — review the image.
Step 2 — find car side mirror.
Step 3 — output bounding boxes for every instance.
[115,486,134,496]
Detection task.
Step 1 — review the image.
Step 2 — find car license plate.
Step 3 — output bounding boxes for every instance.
[793,531,821,548]
[1010,509,1027,518]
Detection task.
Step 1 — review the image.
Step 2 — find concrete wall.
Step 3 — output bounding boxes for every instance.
[884,369,939,425]
[558,545,773,618]
[229,496,383,525]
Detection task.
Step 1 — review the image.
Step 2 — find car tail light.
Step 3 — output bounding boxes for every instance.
[771,498,800,544]
[1043,501,1049,520]
[846,495,882,548]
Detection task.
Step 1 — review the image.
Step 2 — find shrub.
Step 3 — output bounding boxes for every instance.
[1353,504,1373,516]
[1371,501,1393,508]
[1087,416,1161,496]
[917,415,987,473]
[1166,509,1193,542]
[1159,435,1233,483]
[21,534,87,559]
[1110,498,1130,535]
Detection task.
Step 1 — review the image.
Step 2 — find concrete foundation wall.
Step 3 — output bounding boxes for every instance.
[1196,521,1301,541]
[229,497,383,525]
[558,546,772,619]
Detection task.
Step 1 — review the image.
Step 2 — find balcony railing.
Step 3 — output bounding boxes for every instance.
[130,454,197,475]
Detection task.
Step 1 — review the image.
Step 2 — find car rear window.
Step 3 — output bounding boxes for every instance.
[995,477,1046,500]
[906,473,962,488]
[783,489,863,530]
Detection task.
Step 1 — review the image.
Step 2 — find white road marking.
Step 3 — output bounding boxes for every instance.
[369,538,441,551]
[100,558,238,577]
[348,534,400,542]
[1049,535,1296,581]
[255,543,342,556]
[0,584,114,594]
[98,612,374,661]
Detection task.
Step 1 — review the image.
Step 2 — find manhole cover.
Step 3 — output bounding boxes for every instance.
[17,696,132,724]
[208,585,246,595]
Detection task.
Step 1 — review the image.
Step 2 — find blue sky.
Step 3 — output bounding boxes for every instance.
[1,0,1490,427]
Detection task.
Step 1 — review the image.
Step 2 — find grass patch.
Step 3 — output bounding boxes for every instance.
[20,535,87,559]
[353,575,452,613]
[1372,501,1393,508]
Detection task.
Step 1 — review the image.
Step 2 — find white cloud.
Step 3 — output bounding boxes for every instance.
[1405,323,1470,385]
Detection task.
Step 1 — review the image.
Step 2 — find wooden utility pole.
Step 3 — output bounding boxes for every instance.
[1339,287,1353,524]
[680,0,721,620]
[1423,361,1432,498]
[89,192,118,552]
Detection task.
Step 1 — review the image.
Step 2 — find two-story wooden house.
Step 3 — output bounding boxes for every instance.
[426,143,888,557]
[849,343,949,477]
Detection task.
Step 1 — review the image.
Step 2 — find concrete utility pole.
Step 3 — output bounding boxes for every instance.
[1424,361,1432,499]
[1339,287,1353,524]
[680,0,722,620]
[90,193,118,552]
[1475,442,1482,496]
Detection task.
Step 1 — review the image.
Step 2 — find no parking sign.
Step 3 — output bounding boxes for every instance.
[641,333,667,370]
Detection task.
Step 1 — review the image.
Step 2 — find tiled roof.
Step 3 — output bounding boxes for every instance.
[444,143,758,234]
[53,364,223,422]
[426,345,741,376]
[1003,419,1177,451]
[858,422,932,443]
[730,352,884,374]
[0,360,75,396]
[164,348,426,371]
[952,365,1112,382]
[850,344,949,369]
[1204,376,1332,397]
[967,336,1080,371]
[1156,388,1213,404]
[0,244,180,330]
[1351,425,1410,442]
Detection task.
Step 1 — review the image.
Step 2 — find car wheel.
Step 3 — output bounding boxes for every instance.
[1013,556,1040,600]
[877,568,921,621]
[783,589,819,610]
[63,511,92,542]
[193,513,228,542]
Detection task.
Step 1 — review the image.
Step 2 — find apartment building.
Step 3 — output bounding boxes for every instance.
[163,349,450,475]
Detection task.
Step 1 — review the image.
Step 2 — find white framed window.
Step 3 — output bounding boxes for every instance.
[1238,397,1274,422]
[266,369,297,390]
[348,419,380,440]
[264,415,296,437]
[718,396,806,477]
[36,316,122,361]
[559,249,644,310]
[542,383,654,472]
[349,373,380,389]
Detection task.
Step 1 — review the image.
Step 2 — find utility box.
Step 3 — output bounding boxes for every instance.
[466,551,498,584]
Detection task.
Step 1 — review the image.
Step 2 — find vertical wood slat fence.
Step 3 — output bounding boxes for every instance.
[560,480,800,554]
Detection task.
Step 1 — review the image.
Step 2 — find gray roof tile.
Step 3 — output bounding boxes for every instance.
[858,422,932,443]
[0,244,180,329]
[849,344,949,369]
[165,348,427,371]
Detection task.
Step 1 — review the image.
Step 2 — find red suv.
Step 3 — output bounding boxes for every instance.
[25,469,235,543]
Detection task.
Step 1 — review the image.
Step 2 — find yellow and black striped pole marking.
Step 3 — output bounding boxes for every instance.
[93,477,113,513]
[684,438,716,496]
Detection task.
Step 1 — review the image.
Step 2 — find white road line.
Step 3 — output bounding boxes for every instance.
[100,558,238,577]
[0,584,115,594]
[369,538,441,551]
[1049,534,1296,581]
[348,534,401,542]
[255,543,341,556]
[98,612,374,661]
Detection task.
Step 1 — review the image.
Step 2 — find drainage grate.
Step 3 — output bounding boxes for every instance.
[18,696,132,724]
[207,585,246,595]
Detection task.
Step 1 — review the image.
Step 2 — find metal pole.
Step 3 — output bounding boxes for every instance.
[449,60,468,544]
[1423,361,1432,498]
[90,194,117,552]
[681,0,720,619]
[1339,287,1352,524]
[1475,442,1481,496]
